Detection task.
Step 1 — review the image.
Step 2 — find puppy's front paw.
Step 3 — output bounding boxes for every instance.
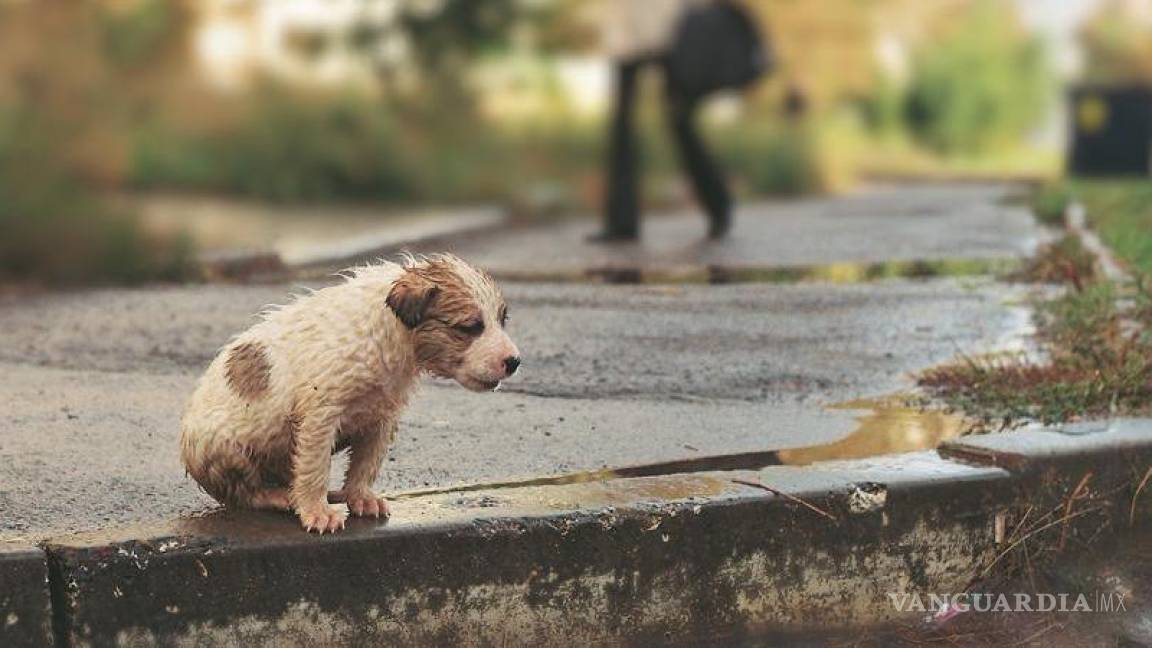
[298,504,348,534]
[346,492,391,519]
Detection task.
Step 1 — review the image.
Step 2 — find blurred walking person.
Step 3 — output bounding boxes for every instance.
[593,0,769,242]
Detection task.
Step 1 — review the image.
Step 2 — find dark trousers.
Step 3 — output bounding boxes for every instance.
[603,57,731,237]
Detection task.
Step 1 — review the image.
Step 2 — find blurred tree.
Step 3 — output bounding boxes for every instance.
[0,0,195,282]
[100,0,188,73]
[1079,0,1152,83]
[903,0,1051,155]
[325,0,554,109]
[531,0,599,54]
[746,0,880,112]
[0,0,192,185]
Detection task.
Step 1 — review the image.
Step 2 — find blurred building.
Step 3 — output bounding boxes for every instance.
[194,0,398,90]
[191,0,1108,124]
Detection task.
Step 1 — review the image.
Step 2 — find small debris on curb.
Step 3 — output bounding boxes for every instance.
[848,483,888,514]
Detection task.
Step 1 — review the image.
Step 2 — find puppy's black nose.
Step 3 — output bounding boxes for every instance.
[503,356,521,376]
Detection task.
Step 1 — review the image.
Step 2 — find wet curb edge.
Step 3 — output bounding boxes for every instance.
[3,420,1151,646]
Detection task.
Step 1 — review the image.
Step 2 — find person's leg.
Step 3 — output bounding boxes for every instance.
[597,59,643,241]
[665,79,732,239]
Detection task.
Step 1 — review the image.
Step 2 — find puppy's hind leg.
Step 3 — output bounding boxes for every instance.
[187,441,268,510]
[250,488,292,511]
[252,487,347,510]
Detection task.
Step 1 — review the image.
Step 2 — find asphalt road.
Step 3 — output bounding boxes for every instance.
[0,184,1041,540]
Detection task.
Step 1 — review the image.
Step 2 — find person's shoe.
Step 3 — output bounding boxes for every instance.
[586,230,638,243]
[707,212,731,240]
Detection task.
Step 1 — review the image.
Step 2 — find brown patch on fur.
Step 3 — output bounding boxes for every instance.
[386,273,440,328]
[225,341,271,400]
[400,261,485,377]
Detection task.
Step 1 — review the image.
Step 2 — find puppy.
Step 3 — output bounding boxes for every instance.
[180,254,519,533]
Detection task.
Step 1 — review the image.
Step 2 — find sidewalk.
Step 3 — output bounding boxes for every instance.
[133,193,505,278]
[382,183,1042,278]
[4,183,1149,645]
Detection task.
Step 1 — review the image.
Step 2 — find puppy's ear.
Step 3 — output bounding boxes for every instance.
[386,273,440,328]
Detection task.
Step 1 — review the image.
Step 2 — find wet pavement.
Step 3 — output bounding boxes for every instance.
[0,183,1043,541]
[391,183,1041,276]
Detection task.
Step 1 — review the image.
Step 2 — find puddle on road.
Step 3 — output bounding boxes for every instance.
[494,258,1018,286]
[394,397,972,500]
[702,259,1016,285]
[775,397,969,465]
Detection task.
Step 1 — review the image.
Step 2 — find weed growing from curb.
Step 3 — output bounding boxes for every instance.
[1010,234,1097,286]
[920,238,1152,427]
[1030,183,1072,228]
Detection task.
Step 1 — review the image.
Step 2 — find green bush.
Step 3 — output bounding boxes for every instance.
[98,0,185,71]
[1031,183,1072,227]
[0,109,193,284]
[859,75,907,141]
[133,93,415,203]
[131,87,605,208]
[718,124,821,196]
[904,0,1052,155]
[128,85,828,208]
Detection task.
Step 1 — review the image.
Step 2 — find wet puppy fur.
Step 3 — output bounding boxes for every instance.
[180,254,520,533]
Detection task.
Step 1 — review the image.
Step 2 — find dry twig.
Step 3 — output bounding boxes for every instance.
[979,506,1104,578]
[1130,465,1152,527]
[1058,472,1093,550]
[731,478,839,521]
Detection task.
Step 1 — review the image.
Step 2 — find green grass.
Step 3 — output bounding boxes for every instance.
[715,123,822,197]
[1030,182,1072,227]
[1010,234,1097,285]
[1071,180,1152,275]
[920,179,1152,426]
[1030,179,1152,272]
[919,280,1152,426]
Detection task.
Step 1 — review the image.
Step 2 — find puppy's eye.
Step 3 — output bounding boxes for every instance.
[499,306,508,327]
[454,320,485,336]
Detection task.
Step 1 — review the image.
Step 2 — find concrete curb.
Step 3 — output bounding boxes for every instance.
[1065,201,1131,283]
[200,207,508,283]
[18,421,1151,647]
[0,543,53,647]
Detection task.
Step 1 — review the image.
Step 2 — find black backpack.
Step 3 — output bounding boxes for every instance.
[667,1,771,99]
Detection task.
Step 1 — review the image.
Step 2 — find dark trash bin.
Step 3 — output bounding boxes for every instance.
[1068,85,1152,177]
